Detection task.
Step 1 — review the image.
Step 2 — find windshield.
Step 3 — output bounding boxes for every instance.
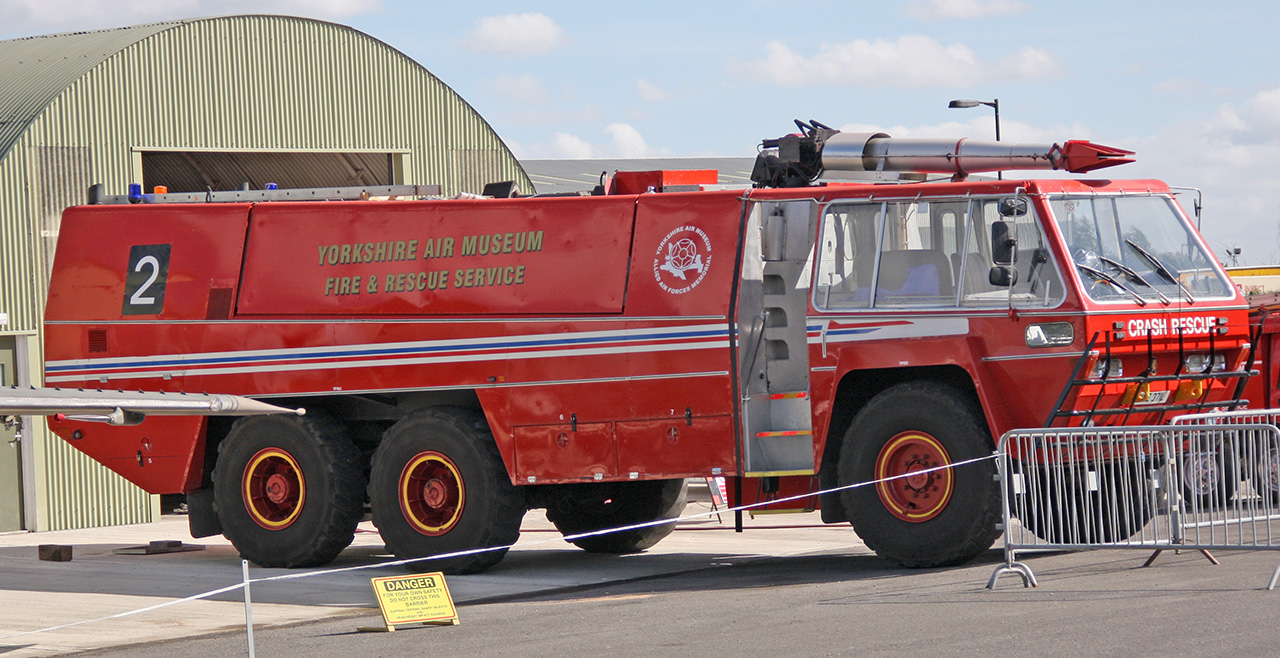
[1052,195,1234,303]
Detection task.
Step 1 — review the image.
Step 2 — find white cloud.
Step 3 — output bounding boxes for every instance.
[548,133,594,159]
[903,0,1028,20]
[518,123,670,159]
[463,13,565,56]
[1209,88,1280,145]
[483,73,550,104]
[999,46,1067,80]
[603,123,651,157]
[733,37,1063,88]
[0,0,379,33]
[636,79,670,102]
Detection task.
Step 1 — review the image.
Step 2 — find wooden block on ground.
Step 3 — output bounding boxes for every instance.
[38,544,72,562]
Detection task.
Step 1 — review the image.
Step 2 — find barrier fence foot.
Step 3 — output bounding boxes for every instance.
[1268,564,1280,591]
[1144,547,1219,568]
[987,562,1038,589]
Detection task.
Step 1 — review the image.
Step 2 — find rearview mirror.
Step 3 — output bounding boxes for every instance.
[991,221,1016,265]
[989,265,1018,287]
[999,197,1028,217]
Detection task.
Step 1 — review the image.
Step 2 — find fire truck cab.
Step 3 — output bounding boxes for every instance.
[43,122,1251,572]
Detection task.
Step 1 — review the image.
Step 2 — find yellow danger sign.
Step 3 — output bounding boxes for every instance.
[368,571,458,629]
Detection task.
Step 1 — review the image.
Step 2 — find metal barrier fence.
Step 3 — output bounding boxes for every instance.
[989,419,1280,589]
[1171,410,1280,546]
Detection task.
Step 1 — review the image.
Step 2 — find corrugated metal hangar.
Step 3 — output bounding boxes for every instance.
[0,15,531,532]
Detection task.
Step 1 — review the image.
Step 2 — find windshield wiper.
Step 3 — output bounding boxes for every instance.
[1077,263,1149,306]
[1125,239,1196,305]
[1098,255,1171,304]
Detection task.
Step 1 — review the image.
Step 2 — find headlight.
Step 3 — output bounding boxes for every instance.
[1183,353,1225,373]
[1089,358,1123,379]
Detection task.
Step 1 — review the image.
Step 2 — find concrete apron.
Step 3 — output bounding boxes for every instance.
[0,500,866,657]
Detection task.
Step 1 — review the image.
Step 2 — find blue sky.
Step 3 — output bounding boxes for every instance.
[3,1,1279,263]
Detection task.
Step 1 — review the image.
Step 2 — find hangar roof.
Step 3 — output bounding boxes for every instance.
[0,21,185,159]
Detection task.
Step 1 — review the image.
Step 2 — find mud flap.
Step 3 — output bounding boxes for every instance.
[186,488,223,538]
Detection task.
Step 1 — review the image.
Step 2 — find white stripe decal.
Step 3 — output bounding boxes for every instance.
[805,317,969,344]
[46,324,732,383]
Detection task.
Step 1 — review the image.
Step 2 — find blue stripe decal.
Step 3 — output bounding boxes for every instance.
[825,327,883,337]
[48,326,731,375]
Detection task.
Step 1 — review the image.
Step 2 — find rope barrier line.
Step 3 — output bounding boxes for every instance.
[0,454,998,642]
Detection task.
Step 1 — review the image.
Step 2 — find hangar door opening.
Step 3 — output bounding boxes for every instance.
[141,151,401,192]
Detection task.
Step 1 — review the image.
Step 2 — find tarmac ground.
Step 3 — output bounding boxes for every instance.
[0,490,869,657]
[5,485,1280,657]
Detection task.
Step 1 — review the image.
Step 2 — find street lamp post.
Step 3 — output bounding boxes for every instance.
[949,98,1001,179]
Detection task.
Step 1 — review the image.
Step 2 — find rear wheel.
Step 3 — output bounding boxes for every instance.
[1179,450,1237,510]
[212,414,364,568]
[545,479,688,553]
[368,407,525,574]
[838,382,1000,568]
[1252,446,1280,504]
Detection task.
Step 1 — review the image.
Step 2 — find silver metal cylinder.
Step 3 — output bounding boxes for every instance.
[818,132,891,172]
[821,132,1063,175]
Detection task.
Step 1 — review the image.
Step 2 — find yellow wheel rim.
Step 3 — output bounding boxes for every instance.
[400,451,465,536]
[242,447,306,530]
[874,431,955,523]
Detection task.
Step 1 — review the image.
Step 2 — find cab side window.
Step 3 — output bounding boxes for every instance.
[967,199,1065,308]
[814,203,880,309]
[816,199,965,309]
[815,197,1064,310]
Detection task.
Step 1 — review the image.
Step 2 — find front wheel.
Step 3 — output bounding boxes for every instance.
[368,407,525,574]
[212,414,365,568]
[838,382,1000,568]
[544,479,688,553]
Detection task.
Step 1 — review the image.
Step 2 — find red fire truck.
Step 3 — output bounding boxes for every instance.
[44,122,1252,573]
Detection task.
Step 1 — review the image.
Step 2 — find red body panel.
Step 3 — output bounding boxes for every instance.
[1243,300,1280,409]
[46,203,252,322]
[239,198,635,315]
[45,192,746,492]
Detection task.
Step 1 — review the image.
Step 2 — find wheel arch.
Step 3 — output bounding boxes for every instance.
[199,389,485,481]
[817,364,986,523]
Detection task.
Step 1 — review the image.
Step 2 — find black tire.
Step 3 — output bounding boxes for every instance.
[368,407,525,574]
[1252,446,1280,504]
[544,479,688,553]
[1018,458,1154,544]
[1179,449,1238,511]
[837,382,1000,568]
[212,413,364,568]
